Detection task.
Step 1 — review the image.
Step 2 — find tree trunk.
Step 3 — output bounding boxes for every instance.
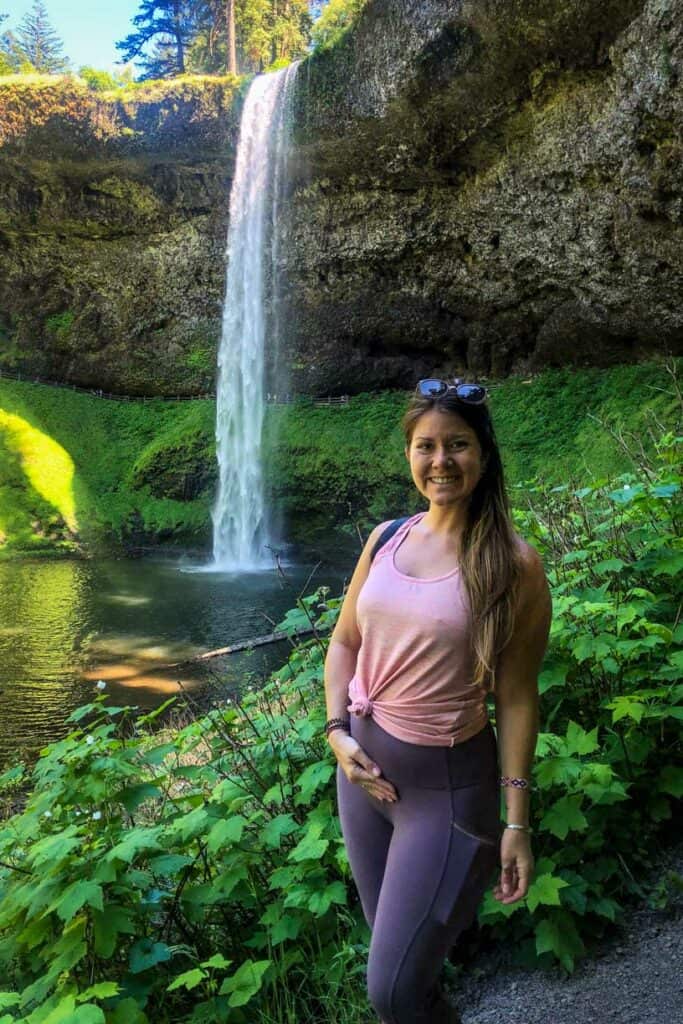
[226,0,237,75]
[173,0,185,73]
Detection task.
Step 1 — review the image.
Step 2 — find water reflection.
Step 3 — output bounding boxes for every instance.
[0,554,349,765]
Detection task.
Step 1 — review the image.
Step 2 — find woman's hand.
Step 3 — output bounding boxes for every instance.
[492,829,534,904]
[328,731,398,802]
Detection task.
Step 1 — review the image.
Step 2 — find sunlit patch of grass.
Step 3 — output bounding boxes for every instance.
[0,409,77,532]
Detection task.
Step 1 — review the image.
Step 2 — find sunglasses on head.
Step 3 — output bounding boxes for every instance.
[415,377,488,404]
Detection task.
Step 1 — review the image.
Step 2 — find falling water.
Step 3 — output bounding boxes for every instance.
[212,64,298,571]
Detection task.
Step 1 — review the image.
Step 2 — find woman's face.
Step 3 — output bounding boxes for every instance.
[405,408,486,508]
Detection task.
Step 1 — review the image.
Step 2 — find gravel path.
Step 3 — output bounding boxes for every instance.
[447,836,683,1024]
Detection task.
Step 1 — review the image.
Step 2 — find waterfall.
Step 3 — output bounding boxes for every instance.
[212,64,298,571]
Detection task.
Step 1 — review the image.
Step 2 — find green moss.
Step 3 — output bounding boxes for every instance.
[267,360,683,533]
[0,360,679,556]
[0,381,215,555]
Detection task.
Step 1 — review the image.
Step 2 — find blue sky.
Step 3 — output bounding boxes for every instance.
[2,1,142,72]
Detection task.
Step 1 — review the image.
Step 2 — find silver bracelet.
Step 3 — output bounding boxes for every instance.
[505,823,533,834]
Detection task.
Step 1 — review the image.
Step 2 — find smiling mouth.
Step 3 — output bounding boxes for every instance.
[428,477,459,484]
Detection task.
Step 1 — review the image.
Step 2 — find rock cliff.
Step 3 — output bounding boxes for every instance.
[1,1,682,397]
[281,0,683,393]
[0,76,239,395]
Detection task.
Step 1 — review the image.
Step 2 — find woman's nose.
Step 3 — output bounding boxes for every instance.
[431,448,452,466]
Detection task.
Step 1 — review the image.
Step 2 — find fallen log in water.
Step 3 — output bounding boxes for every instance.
[105,626,321,684]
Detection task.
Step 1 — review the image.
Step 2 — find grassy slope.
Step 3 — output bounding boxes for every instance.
[0,360,680,555]
[0,381,214,554]
[269,361,682,537]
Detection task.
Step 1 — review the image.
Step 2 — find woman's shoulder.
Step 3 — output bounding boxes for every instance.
[511,535,551,609]
[512,535,548,587]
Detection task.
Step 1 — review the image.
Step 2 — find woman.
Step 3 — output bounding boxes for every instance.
[323,378,552,1024]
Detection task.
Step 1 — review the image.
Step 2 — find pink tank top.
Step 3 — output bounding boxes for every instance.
[347,512,489,747]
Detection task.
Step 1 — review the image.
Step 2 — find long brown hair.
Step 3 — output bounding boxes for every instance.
[402,392,522,694]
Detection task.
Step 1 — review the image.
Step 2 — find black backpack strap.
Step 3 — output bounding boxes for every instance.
[370,517,410,564]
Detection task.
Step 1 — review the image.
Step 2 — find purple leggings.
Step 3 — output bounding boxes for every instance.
[336,715,502,1024]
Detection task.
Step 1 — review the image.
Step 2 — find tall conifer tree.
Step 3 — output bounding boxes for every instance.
[116,0,197,79]
[16,0,69,73]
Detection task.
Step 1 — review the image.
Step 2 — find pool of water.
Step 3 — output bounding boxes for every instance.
[0,550,353,765]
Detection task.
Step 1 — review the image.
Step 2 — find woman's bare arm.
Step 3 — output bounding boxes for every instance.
[492,542,552,901]
[324,521,398,802]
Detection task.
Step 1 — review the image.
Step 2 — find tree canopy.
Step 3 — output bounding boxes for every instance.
[116,0,196,79]
[117,0,313,79]
[15,0,69,73]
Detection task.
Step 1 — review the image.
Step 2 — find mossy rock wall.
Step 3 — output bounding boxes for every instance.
[0,76,241,396]
[280,0,683,394]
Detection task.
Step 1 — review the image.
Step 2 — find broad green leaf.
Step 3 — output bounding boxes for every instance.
[538,663,569,695]
[202,954,233,969]
[535,756,583,788]
[28,827,81,867]
[262,814,299,849]
[477,887,523,921]
[582,780,629,805]
[106,997,149,1024]
[608,697,645,724]
[36,994,77,1024]
[48,880,104,922]
[268,865,301,891]
[167,968,206,992]
[590,896,620,921]
[94,904,137,958]
[658,765,683,798]
[564,721,599,756]
[117,783,163,812]
[207,815,246,853]
[308,881,347,915]
[651,552,683,576]
[61,1006,106,1024]
[526,873,569,913]
[144,742,176,765]
[105,827,163,864]
[50,916,88,976]
[77,983,120,1001]
[571,635,615,664]
[166,806,212,842]
[0,996,19,1011]
[271,914,302,944]
[534,911,585,971]
[593,557,626,573]
[283,884,312,910]
[0,764,25,790]
[148,853,194,875]
[539,795,588,839]
[219,959,271,1006]
[287,834,329,862]
[129,938,172,974]
[294,761,334,804]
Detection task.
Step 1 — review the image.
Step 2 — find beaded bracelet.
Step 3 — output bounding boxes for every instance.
[500,776,529,789]
[324,717,351,737]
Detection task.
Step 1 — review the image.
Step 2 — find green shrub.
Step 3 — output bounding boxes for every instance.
[311,0,368,52]
[0,421,680,1018]
[78,67,120,92]
[44,311,75,347]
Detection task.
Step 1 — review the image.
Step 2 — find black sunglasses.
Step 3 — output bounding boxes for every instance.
[415,377,488,404]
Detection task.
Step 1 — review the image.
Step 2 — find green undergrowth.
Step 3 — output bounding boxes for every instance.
[0,359,680,556]
[0,381,215,555]
[0,421,680,1021]
[268,359,683,539]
